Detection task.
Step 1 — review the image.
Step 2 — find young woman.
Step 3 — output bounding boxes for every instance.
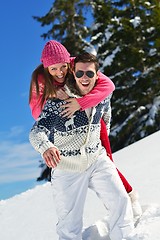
[29,40,142,218]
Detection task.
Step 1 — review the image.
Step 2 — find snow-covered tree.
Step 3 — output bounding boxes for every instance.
[33,0,92,55]
[91,0,160,151]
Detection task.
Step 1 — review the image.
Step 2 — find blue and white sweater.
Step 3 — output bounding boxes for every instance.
[29,91,111,173]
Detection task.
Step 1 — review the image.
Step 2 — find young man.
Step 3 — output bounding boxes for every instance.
[29,52,136,240]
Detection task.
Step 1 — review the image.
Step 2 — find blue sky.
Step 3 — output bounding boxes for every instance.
[0,0,54,199]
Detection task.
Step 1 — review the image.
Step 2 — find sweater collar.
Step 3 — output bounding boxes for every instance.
[64,85,81,98]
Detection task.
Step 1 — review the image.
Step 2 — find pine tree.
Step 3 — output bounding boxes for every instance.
[33,0,92,55]
[91,0,160,151]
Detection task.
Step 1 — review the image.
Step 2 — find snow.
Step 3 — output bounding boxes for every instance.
[112,105,146,137]
[0,130,160,240]
[130,17,141,28]
[102,46,120,67]
[146,96,160,126]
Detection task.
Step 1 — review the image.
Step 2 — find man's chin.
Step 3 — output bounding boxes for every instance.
[80,89,90,95]
[76,85,91,96]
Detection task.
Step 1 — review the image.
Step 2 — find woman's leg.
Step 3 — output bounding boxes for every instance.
[116,168,132,193]
[100,118,132,193]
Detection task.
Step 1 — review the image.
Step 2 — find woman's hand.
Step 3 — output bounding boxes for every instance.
[43,147,61,168]
[60,98,81,118]
[56,89,69,100]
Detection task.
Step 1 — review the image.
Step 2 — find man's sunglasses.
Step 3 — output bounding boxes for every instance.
[75,70,95,78]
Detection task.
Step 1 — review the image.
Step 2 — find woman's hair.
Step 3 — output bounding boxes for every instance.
[29,64,55,108]
[29,63,72,108]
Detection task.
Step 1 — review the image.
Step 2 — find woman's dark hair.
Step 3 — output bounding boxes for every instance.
[29,63,71,108]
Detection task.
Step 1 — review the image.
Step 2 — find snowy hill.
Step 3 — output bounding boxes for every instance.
[0,131,160,240]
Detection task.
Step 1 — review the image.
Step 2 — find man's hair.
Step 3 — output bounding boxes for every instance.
[74,51,99,72]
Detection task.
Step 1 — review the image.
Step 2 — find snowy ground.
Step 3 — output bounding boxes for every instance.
[0,130,160,240]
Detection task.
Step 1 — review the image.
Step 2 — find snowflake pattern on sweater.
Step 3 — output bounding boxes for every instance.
[29,96,111,172]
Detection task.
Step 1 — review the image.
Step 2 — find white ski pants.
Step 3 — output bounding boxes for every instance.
[51,149,134,240]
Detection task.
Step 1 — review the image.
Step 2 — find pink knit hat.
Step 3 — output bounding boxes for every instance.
[41,40,70,68]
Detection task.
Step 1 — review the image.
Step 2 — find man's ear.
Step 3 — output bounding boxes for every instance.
[96,72,98,80]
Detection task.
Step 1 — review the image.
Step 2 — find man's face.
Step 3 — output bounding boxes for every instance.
[73,62,98,96]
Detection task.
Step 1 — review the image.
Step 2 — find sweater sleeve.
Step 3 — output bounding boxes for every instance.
[100,94,112,134]
[102,102,112,135]
[29,125,55,155]
[29,75,46,120]
[76,72,115,111]
[29,108,57,155]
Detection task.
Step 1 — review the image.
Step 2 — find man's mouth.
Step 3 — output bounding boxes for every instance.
[81,81,90,87]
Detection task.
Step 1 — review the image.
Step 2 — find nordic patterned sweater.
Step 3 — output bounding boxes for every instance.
[29,90,111,173]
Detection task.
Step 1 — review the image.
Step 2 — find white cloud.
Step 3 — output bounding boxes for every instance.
[0,128,41,183]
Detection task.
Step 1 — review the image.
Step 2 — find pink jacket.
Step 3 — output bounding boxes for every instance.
[29,71,115,120]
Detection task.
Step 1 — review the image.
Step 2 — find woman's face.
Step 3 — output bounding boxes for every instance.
[48,63,69,83]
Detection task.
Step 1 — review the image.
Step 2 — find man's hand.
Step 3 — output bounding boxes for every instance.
[43,147,61,168]
[60,98,81,118]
